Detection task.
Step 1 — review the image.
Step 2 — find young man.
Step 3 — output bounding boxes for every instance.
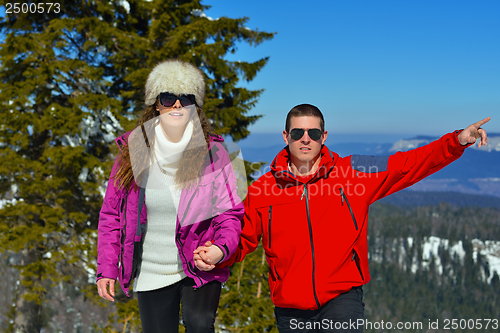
[194,104,490,332]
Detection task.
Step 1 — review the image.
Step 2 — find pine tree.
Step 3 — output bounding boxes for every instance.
[0,1,273,331]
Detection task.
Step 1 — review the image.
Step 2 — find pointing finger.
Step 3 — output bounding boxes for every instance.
[472,117,491,128]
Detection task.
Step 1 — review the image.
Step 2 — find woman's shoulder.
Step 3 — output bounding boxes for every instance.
[208,132,224,143]
[205,136,236,173]
[114,130,134,152]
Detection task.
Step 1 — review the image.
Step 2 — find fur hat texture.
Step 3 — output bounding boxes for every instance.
[144,59,205,107]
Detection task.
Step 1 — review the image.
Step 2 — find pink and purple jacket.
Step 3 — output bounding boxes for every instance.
[96,131,243,296]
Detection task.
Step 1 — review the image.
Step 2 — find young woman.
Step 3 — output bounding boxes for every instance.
[96,59,243,333]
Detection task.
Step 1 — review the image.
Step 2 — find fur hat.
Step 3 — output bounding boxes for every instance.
[144,59,205,107]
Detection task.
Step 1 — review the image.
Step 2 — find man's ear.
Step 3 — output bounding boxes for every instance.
[322,130,328,145]
[283,130,289,145]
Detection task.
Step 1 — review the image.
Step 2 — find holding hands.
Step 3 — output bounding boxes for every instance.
[457,117,490,147]
[193,241,221,271]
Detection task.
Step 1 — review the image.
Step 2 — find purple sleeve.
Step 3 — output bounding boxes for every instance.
[96,158,122,281]
[210,148,244,262]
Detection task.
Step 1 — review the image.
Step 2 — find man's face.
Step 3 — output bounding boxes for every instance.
[283,116,327,165]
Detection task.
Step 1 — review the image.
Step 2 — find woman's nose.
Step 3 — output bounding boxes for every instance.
[172,99,182,108]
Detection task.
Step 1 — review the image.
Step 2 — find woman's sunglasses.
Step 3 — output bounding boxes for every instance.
[158,92,197,108]
[289,128,323,141]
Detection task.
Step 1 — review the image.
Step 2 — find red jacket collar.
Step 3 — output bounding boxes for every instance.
[270,145,339,181]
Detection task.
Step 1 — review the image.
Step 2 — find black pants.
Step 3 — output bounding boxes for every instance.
[274,286,365,333]
[137,278,221,333]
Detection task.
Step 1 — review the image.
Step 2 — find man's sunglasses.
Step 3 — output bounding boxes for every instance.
[158,92,197,108]
[289,128,323,141]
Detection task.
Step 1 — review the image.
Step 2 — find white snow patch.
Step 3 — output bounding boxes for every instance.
[472,239,500,283]
[422,236,446,274]
[389,139,432,152]
[117,0,130,13]
[191,9,215,21]
[78,167,89,182]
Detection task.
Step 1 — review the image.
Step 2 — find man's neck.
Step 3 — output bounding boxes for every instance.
[289,156,321,177]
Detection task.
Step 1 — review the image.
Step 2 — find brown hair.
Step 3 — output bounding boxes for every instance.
[113,102,213,191]
[285,104,325,132]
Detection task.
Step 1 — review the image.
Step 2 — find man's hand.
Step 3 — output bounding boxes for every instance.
[457,117,490,147]
[193,241,222,271]
[97,278,115,302]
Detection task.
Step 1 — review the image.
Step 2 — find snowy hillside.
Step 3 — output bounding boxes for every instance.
[369,236,500,283]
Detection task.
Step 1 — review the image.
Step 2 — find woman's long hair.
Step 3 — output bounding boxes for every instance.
[113,102,214,191]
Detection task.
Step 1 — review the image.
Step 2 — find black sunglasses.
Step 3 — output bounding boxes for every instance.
[158,92,196,108]
[289,128,323,141]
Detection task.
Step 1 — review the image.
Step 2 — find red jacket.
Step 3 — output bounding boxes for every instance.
[219,131,470,310]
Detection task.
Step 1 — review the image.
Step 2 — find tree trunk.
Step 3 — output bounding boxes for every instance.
[256,249,266,298]
[13,248,42,333]
[236,260,245,292]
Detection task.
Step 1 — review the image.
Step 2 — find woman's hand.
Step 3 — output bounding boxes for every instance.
[97,278,116,302]
[193,241,222,271]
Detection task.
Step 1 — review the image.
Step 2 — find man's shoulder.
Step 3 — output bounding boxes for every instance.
[348,154,391,174]
[248,170,275,189]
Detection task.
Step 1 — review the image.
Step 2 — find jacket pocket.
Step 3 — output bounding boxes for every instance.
[351,249,364,281]
[273,265,280,281]
[339,188,358,231]
[268,257,281,282]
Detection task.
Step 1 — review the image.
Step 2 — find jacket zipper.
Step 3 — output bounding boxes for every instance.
[268,206,273,249]
[351,250,364,281]
[130,188,145,286]
[174,192,203,286]
[304,184,321,309]
[120,195,127,247]
[339,188,358,231]
[176,234,203,286]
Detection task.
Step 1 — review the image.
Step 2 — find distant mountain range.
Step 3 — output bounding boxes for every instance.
[379,190,500,208]
[236,133,500,199]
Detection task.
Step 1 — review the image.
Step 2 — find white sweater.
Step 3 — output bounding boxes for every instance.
[134,121,193,291]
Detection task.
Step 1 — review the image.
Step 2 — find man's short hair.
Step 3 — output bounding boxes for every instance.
[285,104,325,132]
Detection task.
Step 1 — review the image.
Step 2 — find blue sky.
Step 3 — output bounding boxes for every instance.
[1,1,497,144]
[205,0,499,143]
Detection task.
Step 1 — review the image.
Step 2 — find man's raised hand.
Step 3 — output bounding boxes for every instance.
[458,117,491,147]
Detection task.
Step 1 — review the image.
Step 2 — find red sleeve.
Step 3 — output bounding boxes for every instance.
[365,131,469,204]
[216,184,263,268]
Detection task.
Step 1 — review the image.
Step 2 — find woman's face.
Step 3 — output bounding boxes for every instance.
[156,98,194,130]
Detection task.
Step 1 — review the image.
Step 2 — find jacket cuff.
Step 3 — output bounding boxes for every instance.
[96,266,118,282]
[212,241,230,264]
